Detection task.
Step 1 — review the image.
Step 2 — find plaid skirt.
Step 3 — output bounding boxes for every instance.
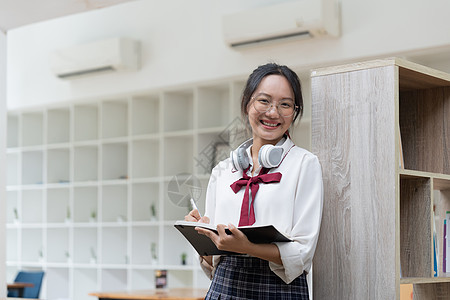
[205,256,309,300]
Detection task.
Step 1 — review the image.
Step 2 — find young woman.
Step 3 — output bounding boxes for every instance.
[185,63,323,299]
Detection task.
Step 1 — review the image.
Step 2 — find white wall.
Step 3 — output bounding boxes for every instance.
[6,0,450,110]
[0,29,7,297]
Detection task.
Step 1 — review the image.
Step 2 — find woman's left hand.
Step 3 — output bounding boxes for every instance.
[196,223,252,254]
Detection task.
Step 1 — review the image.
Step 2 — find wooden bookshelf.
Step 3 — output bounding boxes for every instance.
[311,58,450,299]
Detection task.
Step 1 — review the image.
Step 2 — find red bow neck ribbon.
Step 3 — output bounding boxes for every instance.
[230,167,282,226]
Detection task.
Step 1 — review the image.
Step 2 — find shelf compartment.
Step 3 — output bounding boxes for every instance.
[409,282,450,298]
[163,136,193,176]
[47,187,70,223]
[101,269,127,292]
[196,132,229,175]
[204,115,246,151]
[6,191,18,224]
[46,268,70,300]
[21,112,44,147]
[7,229,18,261]
[101,228,127,264]
[131,140,159,179]
[6,266,20,284]
[102,142,128,180]
[73,268,98,300]
[231,81,246,120]
[102,185,127,222]
[74,187,98,223]
[195,178,208,215]
[163,175,202,221]
[47,148,70,184]
[74,145,98,182]
[130,269,155,290]
[74,104,98,142]
[47,108,70,144]
[21,150,43,185]
[399,87,450,175]
[400,176,432,278]
[7,114,19,148]
[131,95,160,135]
[132,183,159,222]
[162,226,192,266]
[22,189,43,223]
[7,153,19,186]
[163,90,194,132]
[102,100,128,139]
[47,228,70,263]
[131,226,159,264]
[197,84,230,128]
[167,270,194,288]
[432,188,450,278]
[74,228,98,264]
[21,228,43,262]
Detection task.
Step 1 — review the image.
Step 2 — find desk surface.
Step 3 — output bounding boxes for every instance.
[7,283,34,289]
[89,288,208,300]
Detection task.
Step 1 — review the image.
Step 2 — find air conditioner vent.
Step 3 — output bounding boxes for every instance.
[50,37,140,80]
[222,0,340,48]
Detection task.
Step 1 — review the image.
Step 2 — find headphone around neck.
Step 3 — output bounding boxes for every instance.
[230,136,291,172]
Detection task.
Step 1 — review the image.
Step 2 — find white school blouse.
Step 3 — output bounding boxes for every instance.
[200,137,323,284]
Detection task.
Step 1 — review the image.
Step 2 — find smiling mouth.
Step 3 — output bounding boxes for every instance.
[261,120,280,127]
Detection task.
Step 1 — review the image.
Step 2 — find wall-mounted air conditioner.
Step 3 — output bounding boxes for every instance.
[50,37,140,79]
[222,0,340,48]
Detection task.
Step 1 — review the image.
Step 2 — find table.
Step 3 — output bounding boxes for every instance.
[89,288,208,300]
[7,282,34,298]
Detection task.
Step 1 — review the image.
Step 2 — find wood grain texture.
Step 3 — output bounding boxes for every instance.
[399,178,432,278]
[398,67,450,91]
[399,87,450,174]
[312,65,397,299]
[401,273,450,284]
[413,282,450,300]
[311,58,450,91]
[312,59,450,300]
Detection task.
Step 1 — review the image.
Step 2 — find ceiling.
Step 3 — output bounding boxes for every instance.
[0,0,135,32]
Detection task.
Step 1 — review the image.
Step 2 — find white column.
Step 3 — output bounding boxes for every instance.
[0,29,7,298]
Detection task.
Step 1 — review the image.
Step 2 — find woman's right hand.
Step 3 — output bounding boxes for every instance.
[184,209,210,224]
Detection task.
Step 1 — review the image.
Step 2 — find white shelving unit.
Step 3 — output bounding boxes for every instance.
[6,78,311,300]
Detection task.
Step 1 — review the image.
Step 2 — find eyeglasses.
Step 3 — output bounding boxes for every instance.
[251,96,298,117]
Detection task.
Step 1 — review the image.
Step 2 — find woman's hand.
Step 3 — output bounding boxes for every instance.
[184,209,210,224]
[196,223,252,254]
[185,210,212,267]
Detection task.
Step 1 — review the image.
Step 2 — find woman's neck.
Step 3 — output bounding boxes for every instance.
[250,136,284,175]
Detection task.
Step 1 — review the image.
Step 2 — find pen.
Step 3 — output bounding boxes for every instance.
[190,198,202,218]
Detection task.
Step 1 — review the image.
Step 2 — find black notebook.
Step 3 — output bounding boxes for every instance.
[174,220,292,256]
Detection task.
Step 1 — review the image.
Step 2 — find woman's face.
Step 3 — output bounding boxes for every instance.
[246,75,295,145]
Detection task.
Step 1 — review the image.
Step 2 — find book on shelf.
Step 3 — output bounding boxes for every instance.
[433,219,438,277]
[446,211,450,273]
[433,205,439,277]
[444,219,447,273]
[174,220,292,256]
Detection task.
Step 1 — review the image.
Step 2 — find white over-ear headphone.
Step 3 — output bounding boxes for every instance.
[230,136,291,172]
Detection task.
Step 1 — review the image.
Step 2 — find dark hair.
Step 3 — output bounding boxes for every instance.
[241,63,303,124]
